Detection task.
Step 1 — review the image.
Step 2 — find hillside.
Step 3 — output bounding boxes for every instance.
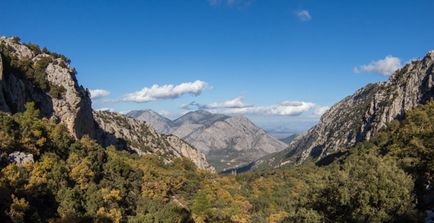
[128,110,287,171]
[94,111,214,171]
[256,50,434,168]
[279,134,298,144]
[127,110,174,134]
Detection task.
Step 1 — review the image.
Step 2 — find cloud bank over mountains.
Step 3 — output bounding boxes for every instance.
[182,97,329,117]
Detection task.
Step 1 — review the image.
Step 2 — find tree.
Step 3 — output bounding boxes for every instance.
[317,152,415,222]
[7,195,29,223]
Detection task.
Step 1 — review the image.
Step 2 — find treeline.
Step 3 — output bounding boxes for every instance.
[0,101,432,222]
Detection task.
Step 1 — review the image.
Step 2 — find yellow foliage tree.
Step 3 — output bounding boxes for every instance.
[69,157,95,190]
[7,194,29,223]
[96,207,122,223]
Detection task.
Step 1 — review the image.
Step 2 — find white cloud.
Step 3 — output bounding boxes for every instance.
[208,97,251,109]
[313,106,330,116]
[89,89,111,99]
[353,56,402,76]
[228,101,316,116]
[296,10,312,21]
[123,80,208,103]
[208,0,252,7]
[183,98,327,117]
[119,110,131,115]
[95,107,115,112]
[182,97,252,110]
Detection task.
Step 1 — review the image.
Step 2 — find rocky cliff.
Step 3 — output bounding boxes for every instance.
[0,36,95,138]
[128,110,287,171]
[0,37,213,171]
[262,50,434,167]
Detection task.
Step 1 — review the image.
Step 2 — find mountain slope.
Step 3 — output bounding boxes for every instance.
[128,110,287,171]
[279,134,298,144]
[0,36,212,170]
[127,110,174,134]
[94,111,215,171]
[259,50,434,168]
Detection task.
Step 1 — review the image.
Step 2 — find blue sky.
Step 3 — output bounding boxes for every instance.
[1,0,434,135]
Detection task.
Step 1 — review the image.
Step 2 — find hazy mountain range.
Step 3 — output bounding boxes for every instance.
[127,110,287,171]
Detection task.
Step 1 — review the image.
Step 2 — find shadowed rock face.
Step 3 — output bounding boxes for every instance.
[258,51,434,168]
[0,37,213,171]
[128,110,287,171]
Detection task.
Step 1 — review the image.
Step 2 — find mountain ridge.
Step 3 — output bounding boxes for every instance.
[127,109,287,171]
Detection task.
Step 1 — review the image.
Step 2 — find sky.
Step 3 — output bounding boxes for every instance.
[1,0,434,136]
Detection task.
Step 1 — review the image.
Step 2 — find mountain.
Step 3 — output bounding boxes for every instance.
[256,50,434,168]
[279,134,298,144]
[127,109,174,134]
[0,36,213,171]
[128,110,287,171]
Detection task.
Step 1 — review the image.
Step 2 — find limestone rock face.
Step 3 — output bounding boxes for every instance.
[94,111,215,172]
[263,51,434,167]
[0,36,95,138]
[8,152,34,165]
[45,60,95,138]
[163,135,215,171]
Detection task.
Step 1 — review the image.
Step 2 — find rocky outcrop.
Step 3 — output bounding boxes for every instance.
[8,152,34,165]
[129,110,287,171]
[94,111,214,171]
[163,135,214,171]
[264,51,434,167]
[0,36,95,138]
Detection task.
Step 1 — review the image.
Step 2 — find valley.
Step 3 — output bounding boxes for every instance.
[0,2,433,221]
